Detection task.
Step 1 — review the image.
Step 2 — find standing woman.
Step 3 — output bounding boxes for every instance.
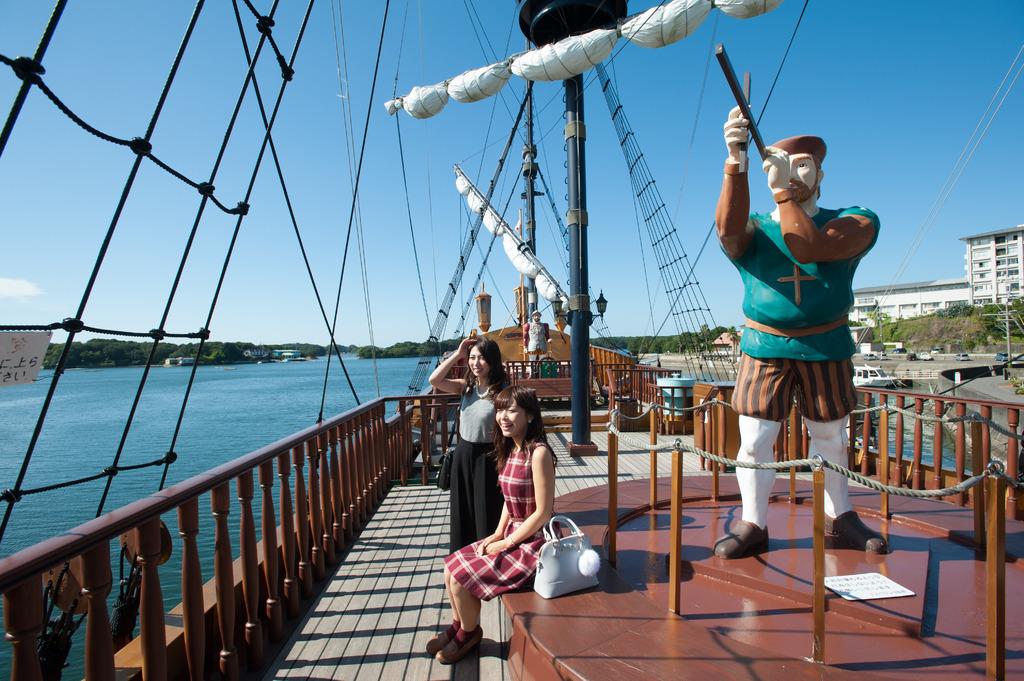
[429,337,508,553]
[428,385,556,663]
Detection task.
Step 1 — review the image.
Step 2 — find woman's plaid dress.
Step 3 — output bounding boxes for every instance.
[444,444,547,601]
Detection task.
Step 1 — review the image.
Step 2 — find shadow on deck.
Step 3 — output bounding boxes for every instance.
[263,431,694,680]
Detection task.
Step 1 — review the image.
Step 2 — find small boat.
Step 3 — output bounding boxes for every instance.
[853,364,897,388]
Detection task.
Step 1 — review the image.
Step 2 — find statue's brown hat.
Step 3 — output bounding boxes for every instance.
[770,135,826,165]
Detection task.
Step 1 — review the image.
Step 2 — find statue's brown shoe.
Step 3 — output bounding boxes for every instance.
[435,626,483,665]
[425,629,452,656]
[826,511,888,554]
[714,521,769,559]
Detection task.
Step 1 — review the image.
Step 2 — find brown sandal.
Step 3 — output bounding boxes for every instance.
[435,626,483,665]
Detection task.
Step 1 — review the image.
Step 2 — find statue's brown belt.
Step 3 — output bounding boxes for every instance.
[744,317,849,338]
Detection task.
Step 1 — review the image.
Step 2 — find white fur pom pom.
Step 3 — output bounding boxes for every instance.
[578,548,601,577]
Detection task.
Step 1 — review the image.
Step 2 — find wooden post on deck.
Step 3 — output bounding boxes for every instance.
[986,472,1006,680]
[328,426,345,553]
[306,439,326,581]
[972,422,986,547]
[649,405,658,509]
[933,400,945,490]
[788,407,799,502]
[812,464,826,664]
[668,447,683,615]
[955,403,967,506]
[1006,409,1019,521]
[912,398,925,489]
[608,412,619,567]
[319,431,336,565]
[879,402,890,519]
[293,446,312,599]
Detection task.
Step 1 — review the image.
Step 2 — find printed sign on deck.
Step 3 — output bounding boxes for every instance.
[0,332,51,387]
[824,572,914,601]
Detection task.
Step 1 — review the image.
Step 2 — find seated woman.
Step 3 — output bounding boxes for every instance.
[427,385,556,664]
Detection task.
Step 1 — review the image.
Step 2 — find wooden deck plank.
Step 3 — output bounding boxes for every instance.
[266,427,700,680]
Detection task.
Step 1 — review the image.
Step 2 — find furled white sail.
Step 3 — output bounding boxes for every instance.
[510,29,618,82]
[386,0,782,119]
[620,0,711,48]
[448,61,514,103]
[454,165,568,305]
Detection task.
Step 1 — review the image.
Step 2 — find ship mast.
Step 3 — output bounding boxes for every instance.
[522,64,538,319]
[517,0,627,455]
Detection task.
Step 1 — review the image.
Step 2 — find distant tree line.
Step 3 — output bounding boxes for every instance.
[42,340,342,369]
[592,327,735,356]
[356,338,461,359]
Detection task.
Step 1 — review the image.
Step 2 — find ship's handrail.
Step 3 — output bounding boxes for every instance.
[0,393,455,593]
[0,391,458,679]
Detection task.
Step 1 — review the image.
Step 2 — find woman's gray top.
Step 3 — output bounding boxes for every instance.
[458,385,495,444]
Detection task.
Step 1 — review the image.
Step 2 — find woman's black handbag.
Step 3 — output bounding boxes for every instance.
[436,446,455,491]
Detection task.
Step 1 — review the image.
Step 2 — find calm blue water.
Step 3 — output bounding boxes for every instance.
[0,357,420,557]
[0,357,422,676]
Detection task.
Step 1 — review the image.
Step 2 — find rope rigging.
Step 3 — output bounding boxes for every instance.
[596,63,726,378]
[318,0,395,421]
[405,87,530,394]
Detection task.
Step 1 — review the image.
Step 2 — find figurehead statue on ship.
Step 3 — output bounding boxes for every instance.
[713,105,888,559]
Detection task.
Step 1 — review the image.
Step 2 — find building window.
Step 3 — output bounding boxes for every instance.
[997,248,1008,256]
[997,236,1007,244]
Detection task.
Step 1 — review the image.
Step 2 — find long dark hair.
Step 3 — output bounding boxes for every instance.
[492,385,554,474]
[465,338,508,399]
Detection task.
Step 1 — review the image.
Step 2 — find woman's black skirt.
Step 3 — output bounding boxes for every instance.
[449,439,504,553]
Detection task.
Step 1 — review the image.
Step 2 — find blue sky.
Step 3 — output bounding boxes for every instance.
[1,1,1022,347]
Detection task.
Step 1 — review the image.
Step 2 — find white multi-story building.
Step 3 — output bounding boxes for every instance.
[961,225,1024,304]
[851,278,970,325]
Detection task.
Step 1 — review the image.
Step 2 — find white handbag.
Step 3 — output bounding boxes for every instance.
[533,515,600,599]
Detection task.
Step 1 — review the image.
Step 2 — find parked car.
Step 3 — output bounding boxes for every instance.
[917,352,933,361]
[891,348,907,355]
[906,352,918,361]
[862,352,879,361]
[995,352,1009,362]
[954,352,971,361]
[932,346,944,353]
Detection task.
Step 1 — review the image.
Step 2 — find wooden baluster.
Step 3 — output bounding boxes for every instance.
[860,392,872,476]
[378,406,390,497]
[912,398,924,489]
[981,405,993,471]
[419,401,429,486]
[879,398,890,519]
[176,499,204,680]
[135,517,168,681]
[342,419,356,542]
[4,576,44,681]
[398,400,409,485]
[1006,408,1020,521]
[955,403,967,505]
[293,445,312,598]
[237,470,264,669]
[306,439,326,580]
[328,426,345,553]
[259,461,284,641]
[693,401,705,471]
[318,431,336,566]
[352,417,365,526]
[894,395,906,487]
[277,451,299,619]
[370,408,382,502]
[71,543,115,681]
[933,400,945,490]
[360,414,372,522]
[404,400,414,484]
[212,484,239,681]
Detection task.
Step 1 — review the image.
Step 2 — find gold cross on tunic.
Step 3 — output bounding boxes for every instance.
[777,264,817,306]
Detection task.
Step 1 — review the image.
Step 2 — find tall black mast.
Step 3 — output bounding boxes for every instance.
[517,0,627,455]
[523,71,538,318]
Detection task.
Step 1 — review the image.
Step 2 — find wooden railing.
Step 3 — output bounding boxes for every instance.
[0,393,457,680]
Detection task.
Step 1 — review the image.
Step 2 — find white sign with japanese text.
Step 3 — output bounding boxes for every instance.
[824,572,914,601]
[0,332,51,387]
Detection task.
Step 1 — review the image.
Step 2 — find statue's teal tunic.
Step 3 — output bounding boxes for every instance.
[725,207,879,362]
